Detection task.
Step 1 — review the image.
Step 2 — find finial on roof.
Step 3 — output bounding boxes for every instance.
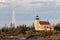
[35,15,39,20]
[36,14,39,17]
[36,15,39,17]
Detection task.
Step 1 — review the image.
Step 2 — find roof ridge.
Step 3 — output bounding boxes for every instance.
[39,21,50,25]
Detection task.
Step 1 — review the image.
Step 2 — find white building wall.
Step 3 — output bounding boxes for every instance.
[34,20,40,30]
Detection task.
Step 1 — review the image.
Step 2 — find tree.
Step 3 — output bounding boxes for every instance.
[29,23,35,30]
[1,24,8,32]
[54,23,60,31]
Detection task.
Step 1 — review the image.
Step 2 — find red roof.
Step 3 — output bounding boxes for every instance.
[39,21,50,25]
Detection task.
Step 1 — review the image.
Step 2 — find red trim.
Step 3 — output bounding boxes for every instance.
[39,21,50,25]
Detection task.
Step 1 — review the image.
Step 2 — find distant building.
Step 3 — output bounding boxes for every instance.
[34,16,54,30]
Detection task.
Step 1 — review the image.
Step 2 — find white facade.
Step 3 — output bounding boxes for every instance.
[34,16,54,30]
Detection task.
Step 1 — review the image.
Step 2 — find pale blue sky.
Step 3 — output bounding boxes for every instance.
[0,0,60,28]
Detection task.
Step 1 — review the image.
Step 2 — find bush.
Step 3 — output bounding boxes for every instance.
[54,25,60,31]
[39,31,53,37]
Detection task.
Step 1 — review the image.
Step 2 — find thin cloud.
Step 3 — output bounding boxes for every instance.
[0,4,7,8]
[0,0,60,8]
[15,0,58,7]
[0,0,9,3]
[0,0,11,8]
[32,0,54,2]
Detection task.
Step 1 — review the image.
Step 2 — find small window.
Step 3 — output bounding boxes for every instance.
[44,26,49,28]
[47,26,49,28]
[44,26,46,28]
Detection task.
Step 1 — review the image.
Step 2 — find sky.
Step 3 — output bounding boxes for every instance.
[0,0,60,28]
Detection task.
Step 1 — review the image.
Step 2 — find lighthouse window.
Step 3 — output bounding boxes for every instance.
[44,26,49,28]
[47,26,49,28]
[44,26,46,28]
